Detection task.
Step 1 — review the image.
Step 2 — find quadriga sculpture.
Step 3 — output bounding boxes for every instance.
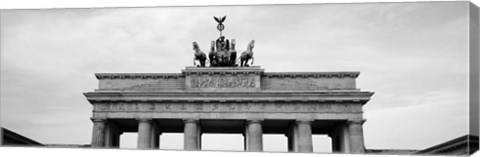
[192,42,207,67]
[229,39,237,66]
[239,40,255,67]
[208,41,217,67]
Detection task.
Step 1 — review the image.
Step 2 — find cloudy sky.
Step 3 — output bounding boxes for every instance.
[0,1,474,152]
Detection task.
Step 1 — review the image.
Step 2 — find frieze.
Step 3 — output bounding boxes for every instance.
[93,103,362,113]
[190,75,255,88]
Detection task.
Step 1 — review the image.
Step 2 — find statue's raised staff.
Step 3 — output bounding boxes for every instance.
[192,42,207,67]
[214,16,226,36]
[239,40,255,67]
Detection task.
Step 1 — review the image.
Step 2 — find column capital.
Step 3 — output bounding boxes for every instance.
[90,118,106,123]
[246,119,263,124]
[137,118,152,122]
[347,119,366,125]
[295,120,313,125]
[183,119,199,123]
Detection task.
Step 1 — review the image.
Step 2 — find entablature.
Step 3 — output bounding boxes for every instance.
[84,91,374,104]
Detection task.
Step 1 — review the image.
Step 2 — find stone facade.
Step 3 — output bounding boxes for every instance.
[84,66,373,153]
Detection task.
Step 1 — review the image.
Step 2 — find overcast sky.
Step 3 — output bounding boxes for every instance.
[0,1,473,152]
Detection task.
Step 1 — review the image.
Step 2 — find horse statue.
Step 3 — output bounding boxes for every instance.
[229,39,237,66]
[208,41,217,67]
[192,42,206,67]
[239,40,255,67]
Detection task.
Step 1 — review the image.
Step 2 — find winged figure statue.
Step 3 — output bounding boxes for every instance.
[214,16,226,24]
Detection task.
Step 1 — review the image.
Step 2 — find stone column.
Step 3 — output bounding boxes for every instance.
[286,123,299,152]
[243,132,248,151]
[341,124,350,153]
[114,132,122,148]
[137,119,153,149]
[105,121,122,148]
[329,133,341,153]
[286,132,293,152]
[0,128,3,145]
[154,132,161,149]
[348,119,366,154]
[184,119,200,151]
[91,118,106,148]
[150,121,161,149]
[197,124,202,150]
[329,122,351,153]
[296,120,313,153]
[245,120,263,152]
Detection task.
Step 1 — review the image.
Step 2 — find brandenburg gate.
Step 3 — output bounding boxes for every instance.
[83,16,374,154]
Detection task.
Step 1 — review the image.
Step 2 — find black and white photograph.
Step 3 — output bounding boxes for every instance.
[1,0,479,156]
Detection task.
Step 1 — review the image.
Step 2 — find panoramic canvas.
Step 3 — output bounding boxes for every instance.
[1,1,478,155]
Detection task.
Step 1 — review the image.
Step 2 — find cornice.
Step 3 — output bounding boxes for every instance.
[94,72,360,80]
[263,72,360,78]
[84,91,374,104]
[95,67,360,79]
[182,66,265,75]
[84,91,374,97]
[95,73,184,80]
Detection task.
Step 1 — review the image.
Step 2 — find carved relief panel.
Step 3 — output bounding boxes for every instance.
[190,75,256,88]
